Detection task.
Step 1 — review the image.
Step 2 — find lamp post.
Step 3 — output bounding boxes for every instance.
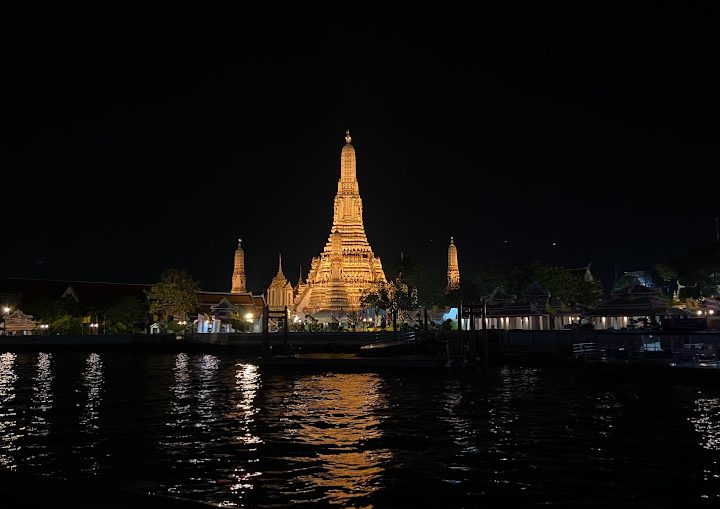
[697,309,716,329]
[2,306,10,336]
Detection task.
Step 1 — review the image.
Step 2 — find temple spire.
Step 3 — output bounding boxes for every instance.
[292,131,386,315]
[339,129,358,185]
[231,238,246,293]
[447,236,460,292]
[277,253,284,276]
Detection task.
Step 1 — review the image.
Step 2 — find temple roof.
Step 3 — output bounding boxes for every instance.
[568,262,595,282]
[523,281,550,299]
[611,282,662,297]
[269,254,293,289]
[0,278,150,307]
[488,287,516,303]
[196,291,258,306]
[584,296,668,316]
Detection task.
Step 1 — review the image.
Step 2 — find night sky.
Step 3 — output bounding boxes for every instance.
[2,4,719,292]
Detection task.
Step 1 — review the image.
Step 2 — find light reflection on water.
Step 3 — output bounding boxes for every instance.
[3,352,720,506]
[0,352,18,469]
[79,353,103,432]
[487,367,539,493]
[224,363,262,505]
[26,353,54,469]
[690,395,720,499]
[75,353,104,475]
[274,373,391,507]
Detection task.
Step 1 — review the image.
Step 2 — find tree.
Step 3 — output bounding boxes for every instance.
[462,261,603,306]
[24,296,79,323]
[146,269,200,323]
[23,297,82,333]
[656,242,720,299]
[655,263,677,285]
[228,311,251,332]
[105,297,147,333]
[51,315,82,334]
[388,254,446,307]
[361,277,417,329]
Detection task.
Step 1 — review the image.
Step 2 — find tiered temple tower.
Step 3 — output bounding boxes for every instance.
[230,239,246,293]
[266,254,294,311]
[447,236,460,291]
[294,130,386,313]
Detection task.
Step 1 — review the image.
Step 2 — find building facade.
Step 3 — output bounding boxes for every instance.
[266,254,294,311]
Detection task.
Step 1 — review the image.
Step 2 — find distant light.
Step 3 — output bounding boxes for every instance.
[697,310,704,316]
[552,242,557,246]
[710,310,716,315]
[2,307,9,313]
[245,313,254,322]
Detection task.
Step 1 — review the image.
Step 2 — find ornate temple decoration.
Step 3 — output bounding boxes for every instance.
[294,130,386,313]
[447,236,460,291]
[266,254,295,311]
[230,238,246,293]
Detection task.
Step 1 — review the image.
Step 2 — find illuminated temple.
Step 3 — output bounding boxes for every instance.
[293,130,386,314]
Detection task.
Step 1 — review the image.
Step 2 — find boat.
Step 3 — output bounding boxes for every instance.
[670,343,720,369]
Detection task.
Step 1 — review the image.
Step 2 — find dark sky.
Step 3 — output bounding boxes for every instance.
[2,3,719,292]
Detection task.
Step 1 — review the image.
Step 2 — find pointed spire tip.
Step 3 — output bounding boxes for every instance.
[345,129,351,144]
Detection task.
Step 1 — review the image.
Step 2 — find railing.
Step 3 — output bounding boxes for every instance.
[572,342,608,362]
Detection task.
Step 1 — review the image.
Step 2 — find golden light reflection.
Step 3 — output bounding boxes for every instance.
[0,352,18,469]
[283,373,391,507]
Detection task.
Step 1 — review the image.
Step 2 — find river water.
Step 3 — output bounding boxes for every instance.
[0,351,719,507]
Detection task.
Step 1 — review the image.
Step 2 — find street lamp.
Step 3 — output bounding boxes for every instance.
[1,307,10,336]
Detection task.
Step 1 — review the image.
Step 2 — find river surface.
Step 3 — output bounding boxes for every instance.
[0,351,719,507]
